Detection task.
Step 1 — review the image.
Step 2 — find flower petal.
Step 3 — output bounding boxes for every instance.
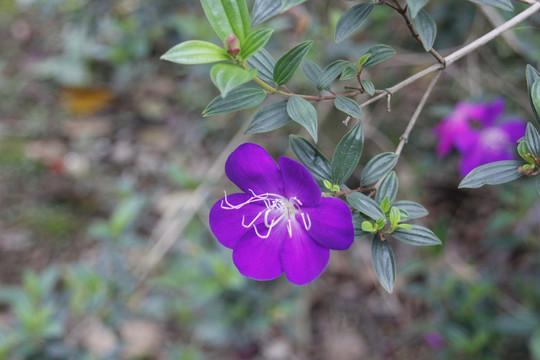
[278,156,320,206]
[225,143,285,195]
[232,224,284,281]
[209,193,265,249]
[303,197,354,250]
[499,120,526,142]
[281,224,330,285]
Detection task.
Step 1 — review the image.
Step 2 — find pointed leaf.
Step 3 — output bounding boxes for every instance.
[251,0,282,26]
[318,60,349,90]
[409,8,437,51]
[525,122,540,158]
[334,96,364,119]
[363,44,396,68]
[246,100,290,133]
[406,0,429,18]
[302,60,324,88]
[361,152,399,186]
[240,28,274,59]
[287,96,318,142]
[289,135,332,187]
[247,48,276,85]
[393,200,428,219]
[340,65,358,80]
[467,0,514,11]
[282,0,307,11]
[371,235,396,293]
[210,63,257,98]
[204,86,266,116]
[458,160,524,188]
[347,192,385,221]
[526,65,540,124]
[331,121,364,184]
[335,3,374,43]
[532,78,540,123]
[201,0,251,44]
[160,40,232,64]
[251,0,307,26]
[376,171,398,204]
[353,214,372,239]
[361,80,375,96]
[391,224,442,246]
[274,41,313,85]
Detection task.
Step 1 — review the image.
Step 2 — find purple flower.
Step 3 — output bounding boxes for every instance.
[434,98,526,176]
[209,143,354,285]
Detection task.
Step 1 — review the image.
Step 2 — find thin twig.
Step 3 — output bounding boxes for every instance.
[395,70,442,156]
[360,2,540,109]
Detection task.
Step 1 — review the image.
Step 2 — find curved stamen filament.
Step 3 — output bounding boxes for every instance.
[222,189,313,239]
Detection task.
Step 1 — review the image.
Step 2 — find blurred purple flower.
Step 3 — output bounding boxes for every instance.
[434,98,526,176]
[209,143,354,285]
[424,331,445,349]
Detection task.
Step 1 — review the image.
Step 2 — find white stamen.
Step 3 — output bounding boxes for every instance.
[221,189,312,240]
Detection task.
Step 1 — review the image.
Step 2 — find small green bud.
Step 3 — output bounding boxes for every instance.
[323,179,333,191]
[361,221,374,232]
[396,223,412,230]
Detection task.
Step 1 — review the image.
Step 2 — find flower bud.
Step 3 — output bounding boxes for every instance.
[226,34,240,56]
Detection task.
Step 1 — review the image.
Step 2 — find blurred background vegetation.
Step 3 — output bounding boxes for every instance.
[0,0,539,359]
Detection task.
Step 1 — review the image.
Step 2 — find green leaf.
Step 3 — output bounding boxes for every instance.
[201,0,251,44]
[246,100,290,133]
[357,54,371,67]
[380,196,391,213]
[251,0,282,26]
[282,0,307,11]
[210,63,257,98]
[203,86,266,116]
[318,60,349,90]
[160,40,232,64]
[361,152,399,186]
[334,96,363,119]
[530,327,540,360]
[526,122,540,158]
[361,221,374,233]
[466,0,514,11]
[331,121,364,184]
[287,96,318,142]
[340,65,358,80]
[371,235,396,293]
[289,135,332,187]
[391,224,442,246]
[409,8,437,51]
[347,192,385,221]
[532,78,540,123]
[302,60,324,88]
[247,48,276,85]
[389,206,400,226]
[363,44,396,68]
[537,177,540,197]
[526,65,540,124]
[335,3,374,43]
[376,171,398,204]
[240,28,274,59]
[251,0,307,26]
[361,80,375,96]
[393,200,428,219]
[274,41,313,85]
[458,160,524,188]
[406,0,429,18]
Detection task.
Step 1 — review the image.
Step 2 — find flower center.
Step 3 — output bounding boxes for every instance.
[221,190,311,239]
